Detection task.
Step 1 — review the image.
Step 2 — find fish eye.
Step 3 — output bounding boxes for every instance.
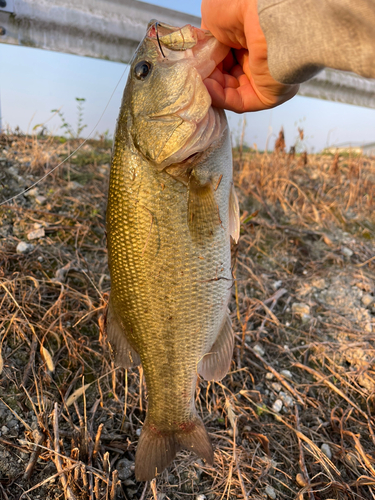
[134,61,152,80]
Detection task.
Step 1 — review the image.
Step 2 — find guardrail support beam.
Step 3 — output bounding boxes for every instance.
[1,0,375,109]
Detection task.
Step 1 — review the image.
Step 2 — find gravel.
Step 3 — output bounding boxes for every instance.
[16,241,35,254]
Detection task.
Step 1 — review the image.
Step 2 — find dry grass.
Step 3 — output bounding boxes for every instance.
[0,133,374,500]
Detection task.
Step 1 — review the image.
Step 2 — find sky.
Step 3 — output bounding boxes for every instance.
[1,0,375,152]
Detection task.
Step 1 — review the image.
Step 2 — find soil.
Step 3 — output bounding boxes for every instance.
[0,133,374,500]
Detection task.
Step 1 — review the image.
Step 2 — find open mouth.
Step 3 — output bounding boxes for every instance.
[145,20,223,81]
[146,21,210,52]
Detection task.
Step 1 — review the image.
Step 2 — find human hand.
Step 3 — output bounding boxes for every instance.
[201,0,299,113]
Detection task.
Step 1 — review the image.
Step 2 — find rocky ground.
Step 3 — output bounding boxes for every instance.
[0,133,374,500]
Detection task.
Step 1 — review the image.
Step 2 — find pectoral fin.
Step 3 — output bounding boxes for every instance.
[229,184,240,243]
[188,176,221,244]
[105,300,141,369]
[197,313,234,381]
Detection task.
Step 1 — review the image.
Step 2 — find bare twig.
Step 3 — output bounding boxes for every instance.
[23,429,45,480]
[294,362,371,421]
[53,403,77,500]
[22,334,38,386]
[295,405,314,500]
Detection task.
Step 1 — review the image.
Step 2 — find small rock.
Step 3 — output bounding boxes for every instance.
[24,187,39,197]
[361,294,374,307]
[7,418,18,428]
[194,459,204,479]
[321,443,332,460]
[16,241,34,254]
[301,313,311,324]
[196,495,206,500]
[8,166,19,176]
[341,246,353,258]
[364,322,372,333]
[168,474,177,484]
[358,372,375,392]
[291,302,310,316]
[124,479,136,486]
[265,485,277,499]
[27,228,45,240]
[67,181,84,190]
[280,370,293,379]
[272,399,283,413]
[1,425,9,435]
[136,428,141,437]
[272,280,282,290]
[35,195,47,205]
[253,344,265,356]
[0,224,12,238]
[271,382,282,392]
[265,372,274,380]
[116,458,133,480]
[279,391,294,407]
[37,256,44,262]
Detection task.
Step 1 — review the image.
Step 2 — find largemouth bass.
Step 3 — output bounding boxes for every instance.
[106,20,240,481]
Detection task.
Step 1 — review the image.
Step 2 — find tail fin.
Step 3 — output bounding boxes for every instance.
[135,417,213,481]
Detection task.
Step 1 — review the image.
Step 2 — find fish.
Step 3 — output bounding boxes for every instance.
[105,20,240,481]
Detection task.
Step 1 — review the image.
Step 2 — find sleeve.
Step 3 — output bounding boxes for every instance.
[257,0,375,84]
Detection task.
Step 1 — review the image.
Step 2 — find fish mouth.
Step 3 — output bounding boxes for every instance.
[145,20,227,80]
[146,20,210,52]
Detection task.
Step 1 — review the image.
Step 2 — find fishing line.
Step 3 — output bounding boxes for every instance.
[155,22,166,58]
[0,62,130,207]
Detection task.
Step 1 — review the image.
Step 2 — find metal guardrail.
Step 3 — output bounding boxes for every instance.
[299,68,375,109]
[1,0,375,109]
[0,0,199,64]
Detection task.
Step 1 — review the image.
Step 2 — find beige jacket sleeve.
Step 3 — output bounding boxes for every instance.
[258,0,375,84]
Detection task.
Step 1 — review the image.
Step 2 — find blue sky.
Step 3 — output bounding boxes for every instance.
[1,0,374,151]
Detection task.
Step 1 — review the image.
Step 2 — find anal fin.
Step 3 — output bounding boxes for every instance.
[197,313,234,381]
[105,299,140,369]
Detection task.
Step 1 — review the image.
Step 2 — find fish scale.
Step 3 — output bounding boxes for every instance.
[108,133,231,422]
[106,20,238,481]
